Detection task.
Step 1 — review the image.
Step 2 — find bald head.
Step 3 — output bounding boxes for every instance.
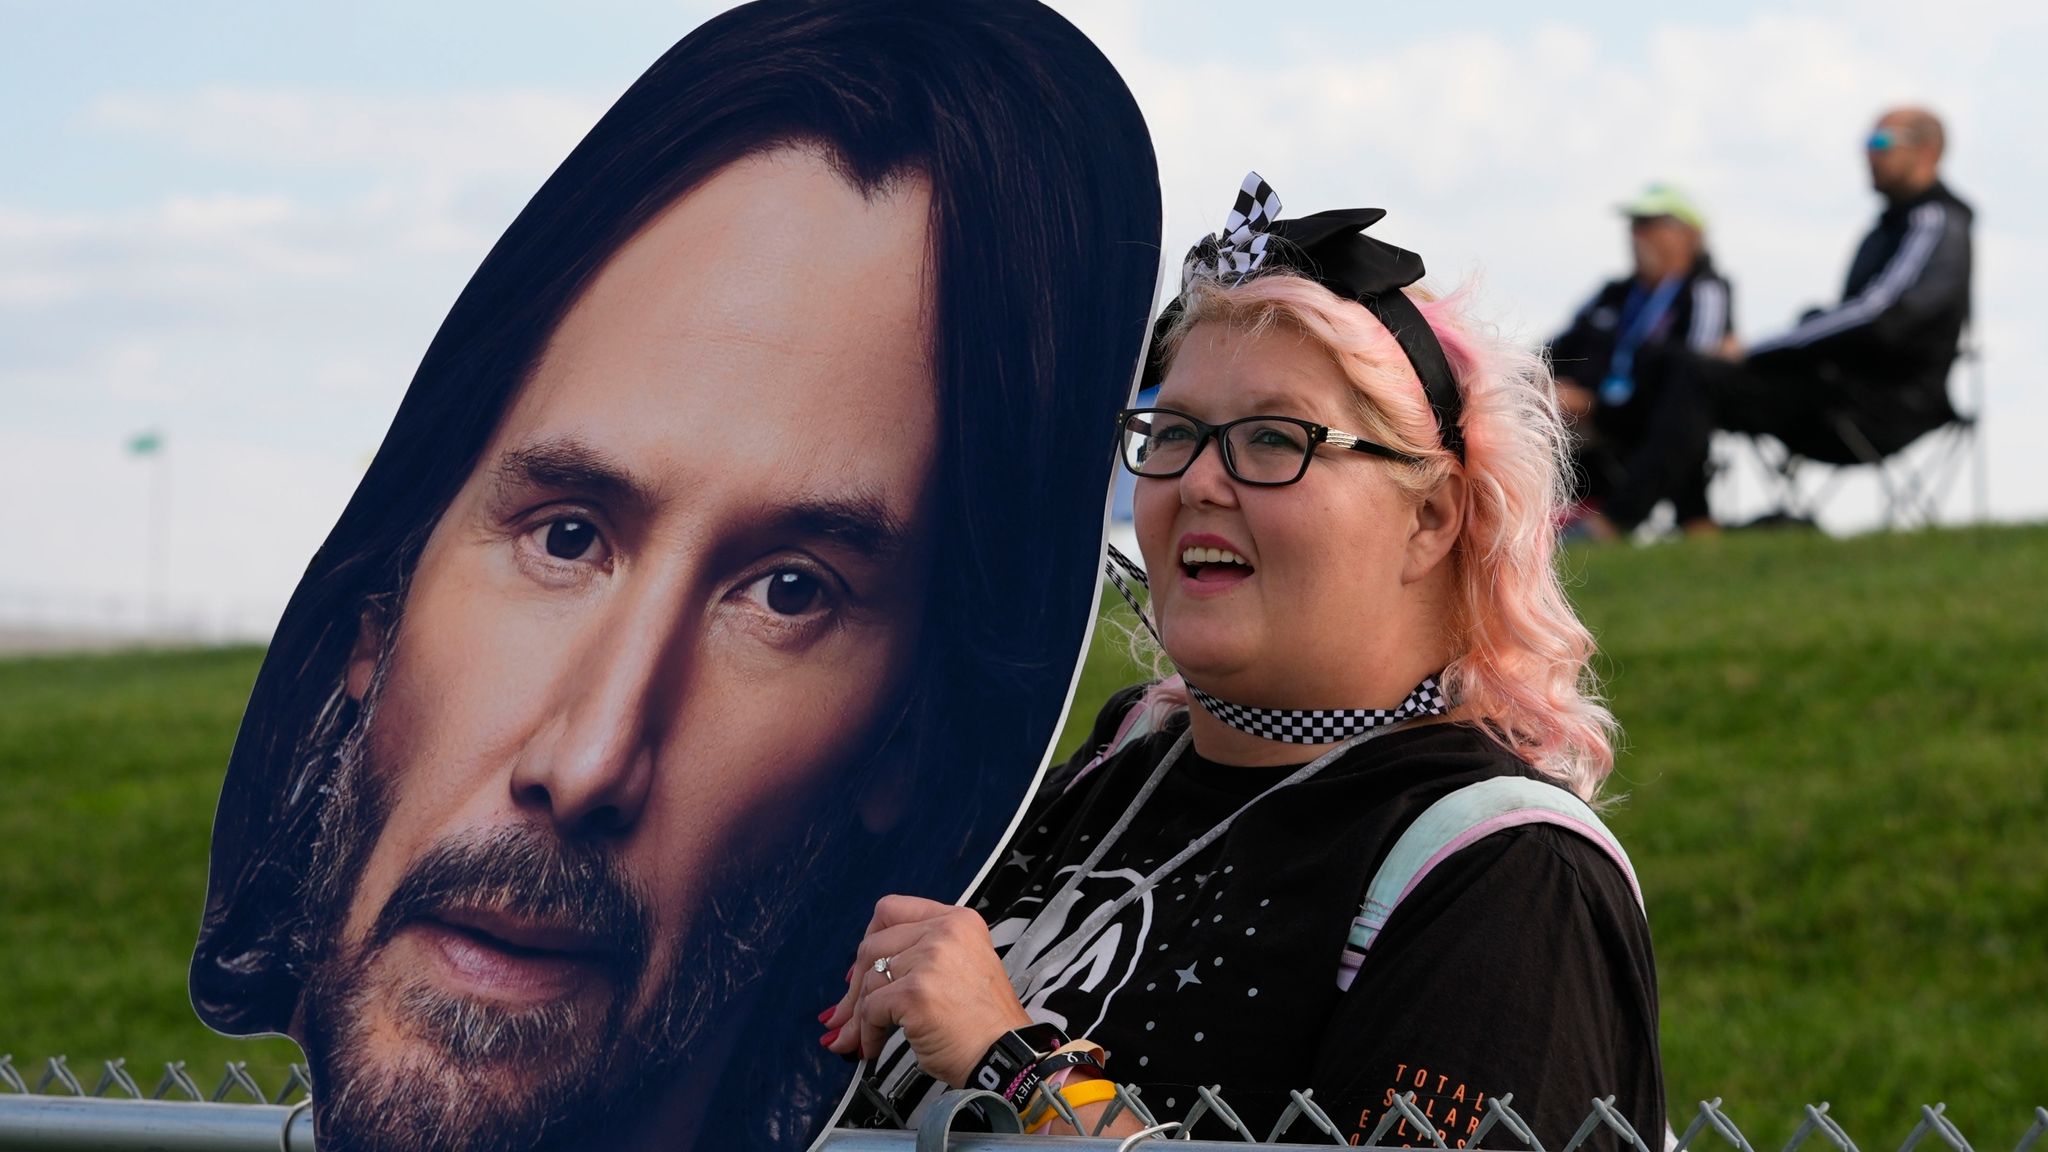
[1869,106,1945,201]
[1880,107,1945,155]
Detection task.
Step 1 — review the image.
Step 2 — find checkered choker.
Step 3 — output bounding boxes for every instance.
[1187,675,1448,744]
[1102,545,1451,744]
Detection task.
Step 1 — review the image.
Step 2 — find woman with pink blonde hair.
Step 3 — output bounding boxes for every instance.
[825,175,1664,1147]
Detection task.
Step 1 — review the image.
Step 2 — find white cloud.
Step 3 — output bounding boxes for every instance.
[88,87,602,179]
[0,83,608,426]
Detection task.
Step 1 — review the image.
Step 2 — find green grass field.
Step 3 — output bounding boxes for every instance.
[3,525,2043,1138]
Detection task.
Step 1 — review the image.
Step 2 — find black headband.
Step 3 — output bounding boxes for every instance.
[1142,173,1465,461]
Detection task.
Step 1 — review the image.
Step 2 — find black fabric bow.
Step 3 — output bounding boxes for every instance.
[1146,173,1464,461]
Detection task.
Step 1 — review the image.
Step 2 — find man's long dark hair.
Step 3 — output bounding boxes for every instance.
[191,0,1158,1134]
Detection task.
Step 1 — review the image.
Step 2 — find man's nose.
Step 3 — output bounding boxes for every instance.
[509,587,687,838]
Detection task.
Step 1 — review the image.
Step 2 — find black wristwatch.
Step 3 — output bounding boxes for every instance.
[968,1022,1070,1105]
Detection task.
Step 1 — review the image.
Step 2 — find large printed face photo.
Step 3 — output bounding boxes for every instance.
[306,150,940,1151]
[186,4,1162,1151]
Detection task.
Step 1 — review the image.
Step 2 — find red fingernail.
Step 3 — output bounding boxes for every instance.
[820,1026,843,1047]
[818,1007,835,1023]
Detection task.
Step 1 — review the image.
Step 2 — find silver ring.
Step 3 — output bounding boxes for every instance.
[873,955,895,982]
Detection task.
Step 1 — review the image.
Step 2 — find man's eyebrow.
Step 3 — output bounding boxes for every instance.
[760,492,914,561]
[490,439,912,558]
[490,437,653,516]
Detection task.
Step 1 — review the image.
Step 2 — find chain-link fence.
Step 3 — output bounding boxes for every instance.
[1,1053,2042,1152]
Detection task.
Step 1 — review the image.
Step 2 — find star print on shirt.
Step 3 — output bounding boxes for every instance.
[1174,963,1203,990]
[1005,850,1035,870]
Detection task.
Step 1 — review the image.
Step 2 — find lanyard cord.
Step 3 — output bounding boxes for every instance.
[1603,275,1686,402]
[1003,720,1415,996]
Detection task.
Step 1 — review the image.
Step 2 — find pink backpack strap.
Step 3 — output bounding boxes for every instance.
[1064,676,1187,794]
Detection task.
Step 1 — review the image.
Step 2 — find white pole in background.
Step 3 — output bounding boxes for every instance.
[151,442,168,633]
[128,429,167,635]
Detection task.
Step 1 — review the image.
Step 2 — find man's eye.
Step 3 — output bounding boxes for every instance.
[520,516,606,569]
[544,518,598,557]
[746,568,829,617]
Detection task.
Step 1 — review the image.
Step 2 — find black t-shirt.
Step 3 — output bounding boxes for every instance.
[857,689,1664,1148]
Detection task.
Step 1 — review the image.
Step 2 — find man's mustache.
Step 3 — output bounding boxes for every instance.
[367,824,655,988]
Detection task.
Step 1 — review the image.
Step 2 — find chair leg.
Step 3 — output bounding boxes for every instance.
[1969,348,1990,524]
[1735,434,1827,528]
[1923,426,1974,525]
[1745,436,1795,520]
[1971,420,1989,524]
[1830,415,1917,529]
[1899,439,1951,528]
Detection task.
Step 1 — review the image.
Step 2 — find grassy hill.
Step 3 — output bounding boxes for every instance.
[2,525,2043,1138]
[0,645,302,1093]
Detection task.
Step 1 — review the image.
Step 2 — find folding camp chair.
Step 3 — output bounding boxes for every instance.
[1736,337,1987,530]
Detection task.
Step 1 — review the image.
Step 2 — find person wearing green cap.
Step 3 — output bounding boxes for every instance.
[1551,183,1735,536]
[1591,108,1972,537]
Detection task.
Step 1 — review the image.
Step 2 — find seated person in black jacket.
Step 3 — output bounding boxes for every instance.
[1551,184,1734,535]
[1594,107,1973,535]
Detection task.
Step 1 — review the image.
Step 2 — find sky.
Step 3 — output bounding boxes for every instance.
[2,0,2042,638]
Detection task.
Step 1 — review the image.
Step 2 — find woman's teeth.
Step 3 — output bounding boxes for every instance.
[1182,547,1250,567]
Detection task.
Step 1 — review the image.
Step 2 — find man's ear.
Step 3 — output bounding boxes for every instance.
[344,604,387,704]
[1403,471,1467,585]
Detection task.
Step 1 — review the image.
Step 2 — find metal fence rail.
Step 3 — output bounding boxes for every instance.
[1,1054,2043,1152]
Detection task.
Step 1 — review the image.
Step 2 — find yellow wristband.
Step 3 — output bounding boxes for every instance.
[1022,1078,1121,1133]
[1059,1078,1121,1111]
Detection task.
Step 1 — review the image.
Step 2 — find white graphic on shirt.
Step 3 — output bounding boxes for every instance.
[990,863,1155,1037]
[871,863,1154,1109]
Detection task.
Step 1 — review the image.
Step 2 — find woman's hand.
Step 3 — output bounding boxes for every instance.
[822,894,1035,1088]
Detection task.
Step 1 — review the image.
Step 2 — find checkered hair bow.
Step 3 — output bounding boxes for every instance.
[1181,171,1284,289]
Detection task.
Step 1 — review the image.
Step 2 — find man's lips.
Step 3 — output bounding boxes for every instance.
[435,906,612,954]
[402,907,616,1001]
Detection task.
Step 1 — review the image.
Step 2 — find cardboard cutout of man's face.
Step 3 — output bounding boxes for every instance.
[305,149,940,1151]
[191,4,1161,1150]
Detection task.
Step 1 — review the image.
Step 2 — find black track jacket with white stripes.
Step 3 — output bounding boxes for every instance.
[1748,181,1973,392]
[1550,255,1733,396]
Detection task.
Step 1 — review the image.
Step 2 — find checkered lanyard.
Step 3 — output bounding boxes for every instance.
[1102,544,1449,744]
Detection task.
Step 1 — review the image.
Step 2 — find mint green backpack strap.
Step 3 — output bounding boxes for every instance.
[1336,776,1644,991]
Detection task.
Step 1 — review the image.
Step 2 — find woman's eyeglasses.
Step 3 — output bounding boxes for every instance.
[1116,407,1420,487]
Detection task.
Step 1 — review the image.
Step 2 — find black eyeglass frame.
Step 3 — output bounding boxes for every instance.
[1115,406,1422,487]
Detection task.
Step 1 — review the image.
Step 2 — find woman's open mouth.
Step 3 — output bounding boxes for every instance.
[1177,537,1255,592]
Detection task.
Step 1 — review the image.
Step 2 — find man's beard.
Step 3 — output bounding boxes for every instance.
[294,689,835,1152]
